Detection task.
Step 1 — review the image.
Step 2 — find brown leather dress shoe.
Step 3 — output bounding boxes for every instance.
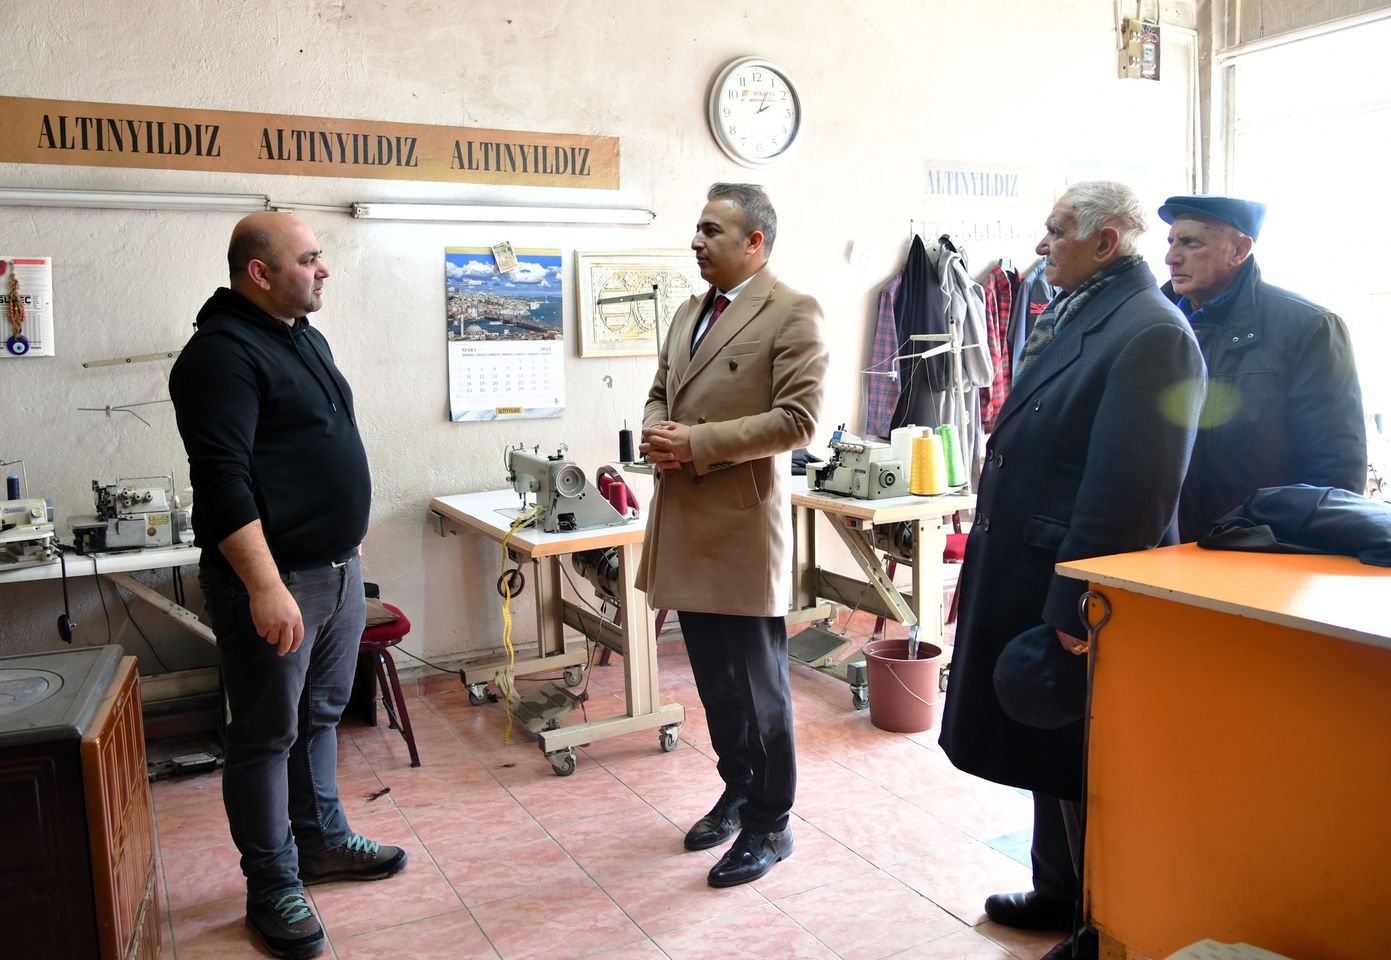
[706,826,792,887]
[684,791,746,850]
[983,890,1074,931]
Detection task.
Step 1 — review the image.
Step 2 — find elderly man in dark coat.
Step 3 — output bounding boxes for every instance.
[1156,194,1366,540]
[938,181,1207,960]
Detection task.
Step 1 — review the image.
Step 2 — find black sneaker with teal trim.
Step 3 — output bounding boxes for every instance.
[245,890,324,959]
[298,833,407,885]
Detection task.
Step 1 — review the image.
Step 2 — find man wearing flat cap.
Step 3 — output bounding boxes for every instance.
[1159,195,1366,540]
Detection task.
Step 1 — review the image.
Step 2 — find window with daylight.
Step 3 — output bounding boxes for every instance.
[1225,14,1391,482]
[1229,15,1391,489]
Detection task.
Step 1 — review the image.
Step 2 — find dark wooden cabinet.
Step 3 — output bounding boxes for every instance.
[0,646,161,959]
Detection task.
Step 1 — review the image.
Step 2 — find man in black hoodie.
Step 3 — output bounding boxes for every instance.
[171,213,403,960]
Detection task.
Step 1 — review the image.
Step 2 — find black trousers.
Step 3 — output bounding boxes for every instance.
[678,610,796,832]
[1031,790,1081,904]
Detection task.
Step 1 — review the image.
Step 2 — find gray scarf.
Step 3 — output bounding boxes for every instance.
[1015,255,1142,377]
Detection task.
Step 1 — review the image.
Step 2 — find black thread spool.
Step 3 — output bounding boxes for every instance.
[618,422,635,463]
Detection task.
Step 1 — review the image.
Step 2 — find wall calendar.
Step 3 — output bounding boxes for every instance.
[445,247,565,421]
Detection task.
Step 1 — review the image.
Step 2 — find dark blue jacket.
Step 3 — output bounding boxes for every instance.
[1164,260,1366,540]
[1199,484,1391,566]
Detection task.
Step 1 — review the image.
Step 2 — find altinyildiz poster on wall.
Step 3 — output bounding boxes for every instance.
[444,247,565,421]
[1,258,54,357]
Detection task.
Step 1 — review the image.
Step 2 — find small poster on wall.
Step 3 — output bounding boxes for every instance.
[445,247,565,421]
[1,257,55,357]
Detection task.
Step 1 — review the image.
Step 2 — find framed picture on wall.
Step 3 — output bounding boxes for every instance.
[575,250,706,358]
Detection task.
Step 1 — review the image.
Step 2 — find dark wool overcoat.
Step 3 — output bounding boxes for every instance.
[939,261,1206,800]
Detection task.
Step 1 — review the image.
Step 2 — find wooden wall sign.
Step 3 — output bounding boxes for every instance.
[0,96,619,190]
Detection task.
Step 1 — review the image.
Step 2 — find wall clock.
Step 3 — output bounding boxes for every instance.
[707,56,801,167]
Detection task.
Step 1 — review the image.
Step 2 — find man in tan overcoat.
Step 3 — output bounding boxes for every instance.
[638,183,828,887]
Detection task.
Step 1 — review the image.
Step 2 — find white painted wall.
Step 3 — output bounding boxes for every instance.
[0,0,1195,670]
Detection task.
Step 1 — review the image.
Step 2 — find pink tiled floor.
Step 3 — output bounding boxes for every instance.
[153,611,1064,959]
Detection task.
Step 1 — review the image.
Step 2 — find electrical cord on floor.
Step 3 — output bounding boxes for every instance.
[392,646,462,675]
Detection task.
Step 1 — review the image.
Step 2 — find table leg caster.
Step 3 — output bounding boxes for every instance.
[467,682,497,706]
[659,724,681,752]
[546,748,577,777]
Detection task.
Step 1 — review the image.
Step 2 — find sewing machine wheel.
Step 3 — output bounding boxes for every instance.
[548,748,577,776]
[659,724,681,752]
[563,665,585,688]
[851,685,870,711]
[495,568,526,598]
[554,463,586,498]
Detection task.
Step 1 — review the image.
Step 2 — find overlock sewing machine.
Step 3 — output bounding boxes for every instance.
[69,476,191,553]
[810,427,905,501]
[505,445,625,534]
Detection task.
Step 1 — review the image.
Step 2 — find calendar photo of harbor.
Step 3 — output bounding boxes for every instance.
[445,248,563,342]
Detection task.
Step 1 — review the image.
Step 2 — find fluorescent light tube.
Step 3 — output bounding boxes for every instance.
[351,202,655,225]
[0,187,270,212]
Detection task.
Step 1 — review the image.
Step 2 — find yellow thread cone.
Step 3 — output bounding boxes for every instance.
[910,433,948,495]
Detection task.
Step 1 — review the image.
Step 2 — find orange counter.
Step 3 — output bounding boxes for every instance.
[1057,544,1391,960]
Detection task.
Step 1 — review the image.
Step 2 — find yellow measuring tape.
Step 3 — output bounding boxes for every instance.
[497,504,541,744]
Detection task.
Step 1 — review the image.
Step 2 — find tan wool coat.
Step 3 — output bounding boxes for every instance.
[636,267,829,616]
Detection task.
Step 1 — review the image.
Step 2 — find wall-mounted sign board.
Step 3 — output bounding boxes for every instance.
[0,96,618,190]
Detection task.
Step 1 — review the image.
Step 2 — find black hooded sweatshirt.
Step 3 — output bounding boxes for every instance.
[170,287,370,573]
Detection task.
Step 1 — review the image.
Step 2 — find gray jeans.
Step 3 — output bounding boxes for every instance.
[200,554,365,903]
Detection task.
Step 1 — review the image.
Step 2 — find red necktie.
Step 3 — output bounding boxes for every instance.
[692,294,730,356]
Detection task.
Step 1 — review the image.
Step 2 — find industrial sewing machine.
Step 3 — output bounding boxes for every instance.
[69,476,191,553]
[504,446,626,534]
[0,497,58,566]
[810,428,905,501]
[0,458,57,567]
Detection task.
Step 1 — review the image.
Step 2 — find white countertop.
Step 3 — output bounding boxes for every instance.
[0,544,202,585]
[790,474,976,523]
[430,489,646,558]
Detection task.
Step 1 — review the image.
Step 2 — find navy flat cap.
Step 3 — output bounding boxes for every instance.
[992,623,1087,730]
[1158,195,1267,240]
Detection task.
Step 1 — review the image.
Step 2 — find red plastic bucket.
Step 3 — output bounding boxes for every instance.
[863,637,944,733]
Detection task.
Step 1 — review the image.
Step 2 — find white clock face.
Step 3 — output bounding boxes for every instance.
[708,57,801,167]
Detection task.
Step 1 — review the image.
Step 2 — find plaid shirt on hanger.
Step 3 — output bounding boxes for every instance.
[864,273,902,438]
[980,265,1015,432]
